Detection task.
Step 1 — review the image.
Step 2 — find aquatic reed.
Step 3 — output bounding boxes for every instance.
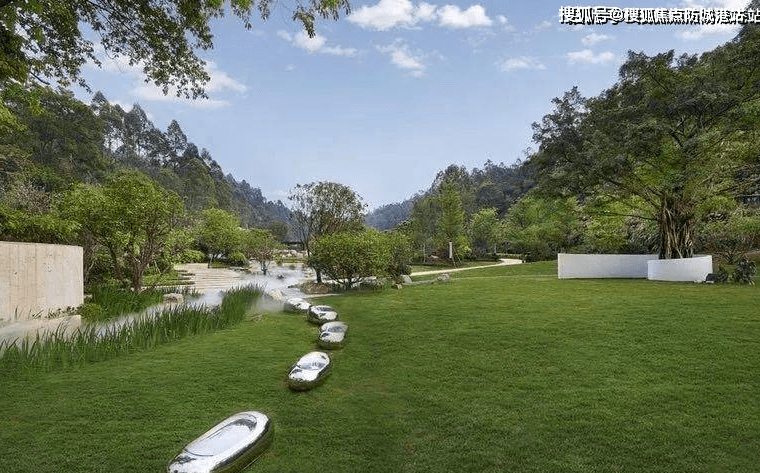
[0,285,263,374]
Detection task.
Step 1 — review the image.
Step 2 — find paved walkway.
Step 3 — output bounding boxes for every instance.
[410,258,522,276]
[174,263,309,300]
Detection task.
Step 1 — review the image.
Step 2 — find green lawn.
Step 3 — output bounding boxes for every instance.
[1,262,759,472]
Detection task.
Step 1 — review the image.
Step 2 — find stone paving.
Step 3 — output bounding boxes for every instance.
[409,258,522,276]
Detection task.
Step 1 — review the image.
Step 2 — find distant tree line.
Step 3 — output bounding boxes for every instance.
[369,20,760,265]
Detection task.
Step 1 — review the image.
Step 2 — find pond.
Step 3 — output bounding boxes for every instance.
[0,263,311,347]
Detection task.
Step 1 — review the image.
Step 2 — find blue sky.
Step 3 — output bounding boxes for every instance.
[76,0,748,209]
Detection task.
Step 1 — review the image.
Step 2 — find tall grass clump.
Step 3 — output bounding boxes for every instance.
[0,285,263,375]
[83,284,199,321]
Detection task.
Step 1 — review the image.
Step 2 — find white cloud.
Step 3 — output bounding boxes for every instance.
[437,4,492,29]
[678,23,740,40]
[322,45,360,57]
[497,15,508,24]
[534,20,552,30]
[277,30,293,42]
[205,62,247,93]
[567,49,615,65]
[499,56,546,71]
[377,41,427,77]
[293,31,327,53]
[416,2,438,22]
[348,1,493,30]
[348,0,425,30]
[581,32,612,45]
[278,30,358,57]
[675,0,744,39]
[88,44,246,109]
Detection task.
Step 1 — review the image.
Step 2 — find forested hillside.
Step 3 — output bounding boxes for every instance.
[365,159,537,231]
[0,87,290,243]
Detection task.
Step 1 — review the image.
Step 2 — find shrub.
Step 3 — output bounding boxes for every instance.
[713,266,730,283]
[78,302,102,320]
[309,229,392,291]
[732,257,756,285]
[227,251,248,267]
[176,249,206,264]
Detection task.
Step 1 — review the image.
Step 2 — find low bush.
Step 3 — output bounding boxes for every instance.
[176,249,206,264]
[78,302,102,320]
[226,251,249,267]
[733,257,756,284]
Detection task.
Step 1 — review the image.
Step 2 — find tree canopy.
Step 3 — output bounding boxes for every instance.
[530,25,760,259]
[0,0,351,97]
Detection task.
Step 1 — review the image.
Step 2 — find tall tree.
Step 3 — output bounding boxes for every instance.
[288,181,365,282]
[195,208,241,267]
[531,25,760,259]
[469,207,503,256]
[435,182,469,263]
[241,228,280,275]
[2,86,107,182]
[105,171,183,291]
[61,170,183,290]
[288,181,365,255]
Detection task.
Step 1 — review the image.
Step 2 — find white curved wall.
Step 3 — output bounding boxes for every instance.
[558,253,658,279]
[647,255,713,282]
[0,242,83,323]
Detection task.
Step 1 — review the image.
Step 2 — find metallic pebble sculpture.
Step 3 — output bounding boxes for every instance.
[307,305,338,325]
[283,297,311,313]
[167,411,273,473]
[318,321,348,350]
[288,351,332,391]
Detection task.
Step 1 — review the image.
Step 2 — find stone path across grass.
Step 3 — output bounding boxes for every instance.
[410,258,522,276]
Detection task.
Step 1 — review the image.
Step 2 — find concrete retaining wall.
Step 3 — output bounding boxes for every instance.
[647,255,713,282]
[0,242,83,323]
[558,253,659,279]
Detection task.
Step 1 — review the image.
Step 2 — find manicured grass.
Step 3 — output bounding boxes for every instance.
[143,269,194,287]
[1,264,758,472]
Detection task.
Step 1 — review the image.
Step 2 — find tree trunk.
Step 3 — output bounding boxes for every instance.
[656,195,696,259]
[107,244,123,281]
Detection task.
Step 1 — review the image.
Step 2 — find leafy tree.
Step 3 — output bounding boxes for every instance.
[166,120,188,157]
[195,208,241,267]
[580,197,657,254]
[241,228,280,275]
[1,0,351,98]
[2,86,108,182]
[267,220,289,242]
[105,171,183,291]
[402,194,438,261]
[60,170,183,290]
[288,181,365,281]
[699,206,760,265]
[504,193,583,262]
[531,26,760,259]
[308,229,391,291]
[382,231,414,277]
[435,182,470,263]
[60,182,124,282]
[469,207,503,256]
